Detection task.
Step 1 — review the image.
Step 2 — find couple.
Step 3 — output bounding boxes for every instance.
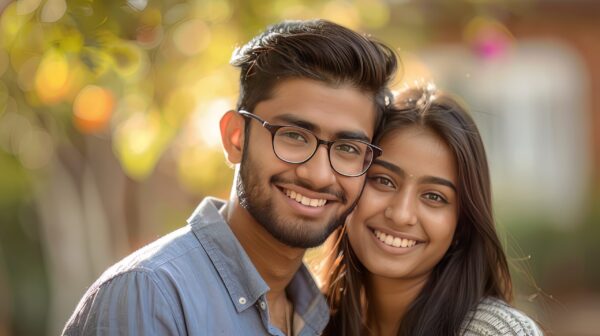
[63,20,542,335]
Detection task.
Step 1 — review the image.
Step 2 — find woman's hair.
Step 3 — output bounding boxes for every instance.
[319,85,512,336]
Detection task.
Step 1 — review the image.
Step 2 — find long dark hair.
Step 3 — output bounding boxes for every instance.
[319,86,512,336]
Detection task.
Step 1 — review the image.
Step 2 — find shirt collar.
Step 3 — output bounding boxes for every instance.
[187,197,269,313]
[188,197,330,330]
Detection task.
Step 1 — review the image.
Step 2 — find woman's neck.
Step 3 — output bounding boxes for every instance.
[366,274,429,336]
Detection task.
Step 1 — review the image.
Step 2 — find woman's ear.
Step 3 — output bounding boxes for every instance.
[220,110,245,164]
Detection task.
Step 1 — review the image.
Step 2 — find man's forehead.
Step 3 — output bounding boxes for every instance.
[254,78,377,140]
[271,113,372,142]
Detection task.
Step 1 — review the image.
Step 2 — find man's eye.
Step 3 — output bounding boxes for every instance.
[279,131,308,143]
[334,143,361,155]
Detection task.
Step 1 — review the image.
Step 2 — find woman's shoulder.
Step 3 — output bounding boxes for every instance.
[461,297,543,336]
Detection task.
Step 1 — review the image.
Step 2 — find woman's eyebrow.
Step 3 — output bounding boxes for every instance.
[372,159,404,176]
[372,159,457,192]
[420,176,457,192]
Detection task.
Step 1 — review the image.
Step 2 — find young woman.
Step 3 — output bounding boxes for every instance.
[320,86,543,335]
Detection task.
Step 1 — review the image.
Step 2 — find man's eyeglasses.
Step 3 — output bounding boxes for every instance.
[238,110,382,177]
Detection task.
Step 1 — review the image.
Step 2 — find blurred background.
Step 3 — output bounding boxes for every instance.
[0,0,598,335]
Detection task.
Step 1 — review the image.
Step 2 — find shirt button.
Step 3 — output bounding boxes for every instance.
[238,297,247,305]
[259,301,267,310]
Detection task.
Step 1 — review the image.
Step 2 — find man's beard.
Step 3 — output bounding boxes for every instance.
[236,151,357,248]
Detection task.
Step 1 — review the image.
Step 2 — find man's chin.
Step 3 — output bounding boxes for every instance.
[271,231,330,249]
[266,219,342,248]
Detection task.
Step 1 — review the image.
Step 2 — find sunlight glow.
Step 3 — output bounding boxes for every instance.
[73,85,115,134]
[193,98,231,148]
[34,50,70,104]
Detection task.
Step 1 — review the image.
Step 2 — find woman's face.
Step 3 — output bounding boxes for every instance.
[346,125,459,281]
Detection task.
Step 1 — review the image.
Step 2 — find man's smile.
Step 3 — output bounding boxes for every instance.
[283,188,327,207]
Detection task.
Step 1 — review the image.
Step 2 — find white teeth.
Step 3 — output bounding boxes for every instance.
[374,230,417,248]
[284,189,327,208]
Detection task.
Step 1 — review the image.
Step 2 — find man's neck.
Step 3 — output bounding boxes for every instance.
[222,200,306,295]
[366,274,429,336]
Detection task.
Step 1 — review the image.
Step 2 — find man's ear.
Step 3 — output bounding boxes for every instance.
[220,110,245,164]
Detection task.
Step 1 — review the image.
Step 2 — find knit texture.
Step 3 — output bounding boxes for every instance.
[461,297,543,336]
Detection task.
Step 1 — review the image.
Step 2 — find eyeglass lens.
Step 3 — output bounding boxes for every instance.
[272,126,373,176]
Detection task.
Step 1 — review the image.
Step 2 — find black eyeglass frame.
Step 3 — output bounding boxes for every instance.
[238,110,382,177]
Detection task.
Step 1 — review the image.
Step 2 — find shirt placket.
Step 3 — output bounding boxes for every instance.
[255,295,291,336]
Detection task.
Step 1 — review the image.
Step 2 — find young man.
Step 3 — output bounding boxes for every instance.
[63,19,397,335]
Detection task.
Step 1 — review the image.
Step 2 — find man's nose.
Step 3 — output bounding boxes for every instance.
[295,145,337,190]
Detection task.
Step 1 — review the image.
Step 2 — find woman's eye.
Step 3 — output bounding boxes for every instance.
[370,176,394,188]
[423,193,447,203]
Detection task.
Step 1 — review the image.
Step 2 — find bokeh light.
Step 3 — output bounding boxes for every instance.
[172,19,211,56]
[109,42,148,79]
[16,0,42,16]
[464,16,515,60]
[136,8,163,49]
[113,111,172,180]
[40,0,66,23]
[34,50,71,104]
[73,85,115,134]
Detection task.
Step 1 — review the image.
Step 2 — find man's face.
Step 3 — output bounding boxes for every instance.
[237,78,376,248]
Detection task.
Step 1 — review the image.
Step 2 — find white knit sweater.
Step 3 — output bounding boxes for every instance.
[461,297,543,336]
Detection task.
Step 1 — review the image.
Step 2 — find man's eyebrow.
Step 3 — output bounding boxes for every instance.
[273,114,371,142]
[334,131,371,142]
[372,159,457,192]
[273,114,318,132]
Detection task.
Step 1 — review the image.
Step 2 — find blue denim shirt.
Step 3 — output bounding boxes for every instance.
[63,197,329,335]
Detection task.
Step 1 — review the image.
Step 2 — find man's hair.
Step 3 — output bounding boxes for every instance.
[230,19,397,132]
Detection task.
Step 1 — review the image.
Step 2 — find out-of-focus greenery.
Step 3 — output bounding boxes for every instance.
[1,0,238,182]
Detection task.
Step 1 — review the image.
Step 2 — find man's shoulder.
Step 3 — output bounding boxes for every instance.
[98,197,227,281]
[462,297,544,336]
[95,224,207,286]
[63,225,212,335]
